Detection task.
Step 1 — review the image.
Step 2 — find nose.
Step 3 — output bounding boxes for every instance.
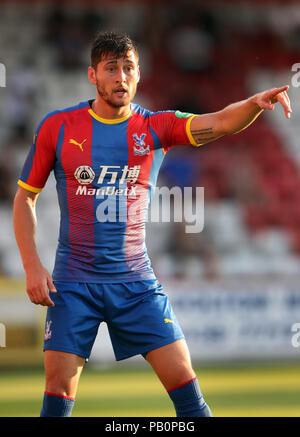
[116,67,126,83]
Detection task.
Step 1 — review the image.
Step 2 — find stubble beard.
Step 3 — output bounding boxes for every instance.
[96,79,137,109]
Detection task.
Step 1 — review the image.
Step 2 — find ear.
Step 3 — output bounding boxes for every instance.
[88,66,97,86]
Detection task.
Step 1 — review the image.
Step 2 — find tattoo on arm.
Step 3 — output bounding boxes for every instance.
[191,127,218,144]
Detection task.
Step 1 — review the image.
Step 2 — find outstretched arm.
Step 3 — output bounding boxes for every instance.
[189,85,291,146]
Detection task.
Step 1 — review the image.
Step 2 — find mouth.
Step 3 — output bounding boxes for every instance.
[114,87,128,97]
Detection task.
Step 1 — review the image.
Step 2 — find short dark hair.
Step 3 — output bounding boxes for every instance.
[91,31,138,69]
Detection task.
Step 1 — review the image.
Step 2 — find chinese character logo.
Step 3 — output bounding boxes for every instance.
[98,165,141,185]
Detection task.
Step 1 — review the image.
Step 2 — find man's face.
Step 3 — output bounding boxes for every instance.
[90,50,140,109]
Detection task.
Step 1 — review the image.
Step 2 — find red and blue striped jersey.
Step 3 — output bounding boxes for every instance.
[18,101,199,282]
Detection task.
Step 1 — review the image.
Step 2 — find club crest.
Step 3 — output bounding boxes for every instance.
[44,320,52,341]
[133,133,150,156]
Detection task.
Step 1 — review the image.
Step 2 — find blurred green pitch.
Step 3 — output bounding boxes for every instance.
[0,363,299,417]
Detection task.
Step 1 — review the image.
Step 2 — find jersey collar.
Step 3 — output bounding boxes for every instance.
[88,104,132,124]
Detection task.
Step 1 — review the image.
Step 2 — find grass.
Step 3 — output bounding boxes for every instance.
[0,362,299,417]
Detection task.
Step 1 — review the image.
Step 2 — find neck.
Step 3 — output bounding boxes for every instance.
[91,98,131,120]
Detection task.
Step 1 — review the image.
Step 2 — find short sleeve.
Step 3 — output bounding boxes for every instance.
[18,113,60,193]
[149,110,200,154]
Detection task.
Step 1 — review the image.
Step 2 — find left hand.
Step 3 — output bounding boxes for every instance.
[254,85,292,119]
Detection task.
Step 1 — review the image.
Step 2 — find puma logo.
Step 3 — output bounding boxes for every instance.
[69,138,87,152]
[164,318,174,324]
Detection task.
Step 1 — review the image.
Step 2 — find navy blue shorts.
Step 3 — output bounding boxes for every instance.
[43,279,184,361]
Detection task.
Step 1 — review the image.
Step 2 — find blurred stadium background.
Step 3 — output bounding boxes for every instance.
[0,0,300,417]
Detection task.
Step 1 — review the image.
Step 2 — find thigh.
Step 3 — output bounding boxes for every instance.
[44,350,85,398]
[105,281,184,361]
[44,281,104,360]
[145,339,196,391]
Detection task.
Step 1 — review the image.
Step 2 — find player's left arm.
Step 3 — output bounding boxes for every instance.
[189,85,292,146]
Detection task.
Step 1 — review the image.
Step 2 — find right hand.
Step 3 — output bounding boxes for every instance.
[25,263,57,307]
[253,85,292,118]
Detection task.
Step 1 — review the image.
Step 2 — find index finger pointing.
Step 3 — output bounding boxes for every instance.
[270,85,289,97]
[284,90,291,108]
